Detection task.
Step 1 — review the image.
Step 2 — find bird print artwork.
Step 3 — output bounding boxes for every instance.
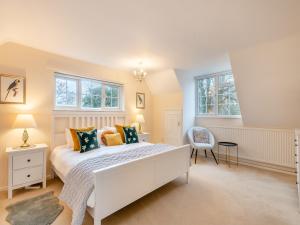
[1,75,25,104]
[136,93,145,109]
[5,79,21,100]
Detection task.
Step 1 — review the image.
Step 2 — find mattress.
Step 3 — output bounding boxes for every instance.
[50,142,152,208]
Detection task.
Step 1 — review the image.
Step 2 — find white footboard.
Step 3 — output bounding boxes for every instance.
[92,144,190,225]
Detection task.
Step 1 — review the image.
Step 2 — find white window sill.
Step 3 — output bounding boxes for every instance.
[53,108,125,113]
[196,115,242,119]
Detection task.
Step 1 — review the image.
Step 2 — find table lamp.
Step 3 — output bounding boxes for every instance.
[13,114,37,148]
[136,114,145,133]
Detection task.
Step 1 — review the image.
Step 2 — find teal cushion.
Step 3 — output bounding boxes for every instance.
[76,129,99,153]
[123,127,139,144]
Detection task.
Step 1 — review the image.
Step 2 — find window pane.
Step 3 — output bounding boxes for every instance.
[55,77,77,107]
[112,98,119,107]
[197,77,216,114]
[218,73,241,116]
[81,79,101,108]
[112,86,119,97]
[105,96,111,107]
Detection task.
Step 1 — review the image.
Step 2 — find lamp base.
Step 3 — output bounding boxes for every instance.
[20,143,30,148]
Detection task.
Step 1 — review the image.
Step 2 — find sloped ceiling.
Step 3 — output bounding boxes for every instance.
[1,0,300,72]
[145,69,181,95]
[230,33,300,128]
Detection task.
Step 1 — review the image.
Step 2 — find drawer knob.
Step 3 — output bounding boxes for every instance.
[27,174,31,178]
[27,159,31,163]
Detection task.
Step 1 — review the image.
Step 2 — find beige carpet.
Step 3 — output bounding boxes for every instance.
[1,158,299,225]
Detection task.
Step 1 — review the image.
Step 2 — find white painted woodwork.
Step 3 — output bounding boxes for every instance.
[295,129,300,209]
[13,166,43,186]
[13,152,43,170]
[138,133,150,142]
[52,112,190,225]
[164,110,182,146]
[6,144,47,199]
[52,111,127,148]
[92,145,190,225]
[207,126,295,169]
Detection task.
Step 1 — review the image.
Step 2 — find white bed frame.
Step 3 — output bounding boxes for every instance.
[51,111,190,225]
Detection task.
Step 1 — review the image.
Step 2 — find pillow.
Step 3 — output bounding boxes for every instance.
[123,127,139,144]
[104,133,123,146]
[101,130,115,145]
[103,126,117,133]
[69,127,94,151]
[65,128,74,147]
[115,124,130,143]
[193,130,209,143]
[76,129,99,153]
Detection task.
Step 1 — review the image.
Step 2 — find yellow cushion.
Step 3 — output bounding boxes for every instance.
[115,124,129,143]
[101,130,115,145]
[104,133,123,146]
[70,127,94,151]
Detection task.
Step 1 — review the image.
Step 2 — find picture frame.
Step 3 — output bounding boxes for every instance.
[136,92,145,109]
[0,74,26,104]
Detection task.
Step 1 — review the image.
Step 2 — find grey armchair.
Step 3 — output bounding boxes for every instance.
[187,127,218,164]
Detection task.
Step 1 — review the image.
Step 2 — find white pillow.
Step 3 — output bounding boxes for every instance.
[97,127,117,145]
[102,126,117,133]
[65,128,74,147]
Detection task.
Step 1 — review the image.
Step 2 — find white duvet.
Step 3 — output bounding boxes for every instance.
[50,142,152,208]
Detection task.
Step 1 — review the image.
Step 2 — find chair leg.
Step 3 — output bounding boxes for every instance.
[195,149,198,164]
[204,149,207,158]
[211,149,218,165]
[190,148,194,158]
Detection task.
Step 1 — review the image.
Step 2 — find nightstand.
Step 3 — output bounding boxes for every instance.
[6,144,47,199]
[138,132,150,142]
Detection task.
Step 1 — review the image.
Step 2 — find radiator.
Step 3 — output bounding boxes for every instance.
[207,126,295,169]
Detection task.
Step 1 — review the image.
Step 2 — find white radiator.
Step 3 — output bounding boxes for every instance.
[207,126,295,170]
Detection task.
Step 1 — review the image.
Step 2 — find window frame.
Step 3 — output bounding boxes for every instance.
[195,71,241,118]
[54,72,124,112]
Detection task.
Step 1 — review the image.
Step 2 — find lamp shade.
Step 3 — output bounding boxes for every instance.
[136,114,145,123]
[13,114,37,129]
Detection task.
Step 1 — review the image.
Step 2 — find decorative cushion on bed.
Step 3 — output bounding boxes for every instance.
[69,127,95,151]
[101,130,115,145]
[193,129,209,143]
[123,127,139,144]
[65,128,74,147]
[115,124,130,143]
[76,129,99,153]
[104,133,123,146]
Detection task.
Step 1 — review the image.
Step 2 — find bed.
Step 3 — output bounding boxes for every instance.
[51,112,190,225]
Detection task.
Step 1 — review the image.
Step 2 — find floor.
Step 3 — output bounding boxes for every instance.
[1,157,299,225]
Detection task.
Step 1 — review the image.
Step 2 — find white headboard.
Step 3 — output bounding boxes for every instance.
[51,111,127,149]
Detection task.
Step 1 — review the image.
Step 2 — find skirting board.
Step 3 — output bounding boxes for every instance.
[195,151,296,175]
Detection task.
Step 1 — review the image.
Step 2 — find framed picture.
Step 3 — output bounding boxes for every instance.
[136,92,145,109]
[0,74,26,104]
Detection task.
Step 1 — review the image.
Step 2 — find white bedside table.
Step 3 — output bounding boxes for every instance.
[6,144,48,199]
[138,132,150,142]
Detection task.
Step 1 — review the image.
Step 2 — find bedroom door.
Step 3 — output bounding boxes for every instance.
[164,110,182,146]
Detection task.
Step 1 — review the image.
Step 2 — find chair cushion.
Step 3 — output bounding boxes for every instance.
[193,129,209,144]
[193,143,213,149]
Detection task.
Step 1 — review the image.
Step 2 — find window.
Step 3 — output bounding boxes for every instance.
[55,73,123,110]
[196,71,241,117]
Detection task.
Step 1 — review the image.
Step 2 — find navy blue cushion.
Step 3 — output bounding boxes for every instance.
[123,127,139,144]
[76,129,99,153]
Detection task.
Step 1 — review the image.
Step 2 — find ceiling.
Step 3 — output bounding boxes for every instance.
[1,0,300,72]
